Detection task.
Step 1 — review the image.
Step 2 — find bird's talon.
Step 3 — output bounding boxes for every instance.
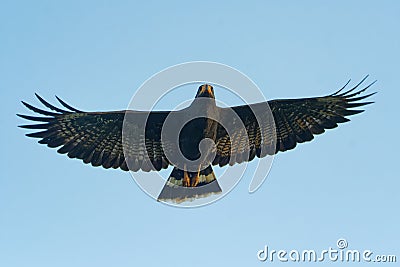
[191,171,200,187]
[183,171,190,187]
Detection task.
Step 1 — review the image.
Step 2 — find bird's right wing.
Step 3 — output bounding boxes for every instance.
[18,94,171,172]
[213,77,376,167]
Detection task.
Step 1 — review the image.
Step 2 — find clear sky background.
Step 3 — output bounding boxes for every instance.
[1,1,399,266]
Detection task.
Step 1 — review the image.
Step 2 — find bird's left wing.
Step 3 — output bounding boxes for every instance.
[213,77,376,167]
[18,94,171,172]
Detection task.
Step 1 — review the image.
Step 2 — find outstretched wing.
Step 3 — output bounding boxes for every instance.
[18,94,171,172]
[213,76,376,167]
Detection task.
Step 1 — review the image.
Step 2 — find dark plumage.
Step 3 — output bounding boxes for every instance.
[18,77,376,202]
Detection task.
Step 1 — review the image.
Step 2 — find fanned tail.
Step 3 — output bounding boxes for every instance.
[157,165,222,203]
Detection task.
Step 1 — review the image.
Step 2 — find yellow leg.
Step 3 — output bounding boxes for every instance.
[183,170,190,187]
[191,167,201,187]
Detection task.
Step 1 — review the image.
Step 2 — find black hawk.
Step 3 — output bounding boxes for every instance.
[18,77,375,202]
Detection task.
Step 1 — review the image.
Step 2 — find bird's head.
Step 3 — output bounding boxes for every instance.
[195,84,215,99]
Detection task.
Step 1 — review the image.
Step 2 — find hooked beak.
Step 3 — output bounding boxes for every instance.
[197,84,215,98]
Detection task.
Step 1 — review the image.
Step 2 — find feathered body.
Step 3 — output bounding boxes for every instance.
[18,78,376,202]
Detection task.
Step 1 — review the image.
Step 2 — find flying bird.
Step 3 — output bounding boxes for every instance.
[18,77,376,202]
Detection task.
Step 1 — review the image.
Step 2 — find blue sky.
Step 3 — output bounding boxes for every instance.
[1,1,399,266]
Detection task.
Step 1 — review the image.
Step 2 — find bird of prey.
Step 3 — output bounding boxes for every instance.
[18,77,375,202]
